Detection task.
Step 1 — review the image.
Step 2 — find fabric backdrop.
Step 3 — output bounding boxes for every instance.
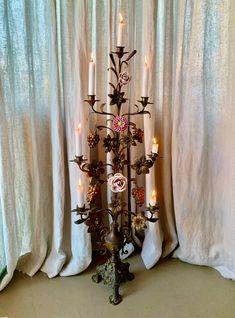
[172,0,235,280]
[0,0,234,291]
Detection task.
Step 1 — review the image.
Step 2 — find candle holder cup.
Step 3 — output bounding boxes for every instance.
[84,95,100,107]
[113,46,128,59]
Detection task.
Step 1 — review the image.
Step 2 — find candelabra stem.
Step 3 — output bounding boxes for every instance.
[109,251,122,305]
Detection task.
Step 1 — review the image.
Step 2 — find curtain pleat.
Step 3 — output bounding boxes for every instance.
[59,0,92,276]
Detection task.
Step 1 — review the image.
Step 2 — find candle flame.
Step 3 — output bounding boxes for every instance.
[150,190,157,205]
[76,123,82,133]
[144,56,148,66]
[153,137,157,144]
[77,179,84,193]
[151,190,156,197]
[119,13,124,23]
[90,52,94,62]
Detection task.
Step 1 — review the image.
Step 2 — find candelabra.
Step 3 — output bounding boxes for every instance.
[71,46,159,305]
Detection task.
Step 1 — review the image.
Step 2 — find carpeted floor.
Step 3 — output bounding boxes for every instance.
[0,254,235,318]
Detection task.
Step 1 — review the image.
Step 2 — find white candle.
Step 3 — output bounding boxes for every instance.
[117,13,125,47]
[150,190,157,206]
[141,56,149,97]
[75,123,82,155]
[88,53,95,95]
[77,178,84,206]
[152,138,159,154]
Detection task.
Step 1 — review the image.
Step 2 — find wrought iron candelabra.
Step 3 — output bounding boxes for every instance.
[71,46,159,305]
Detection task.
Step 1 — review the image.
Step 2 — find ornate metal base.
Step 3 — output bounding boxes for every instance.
[92,257,135,305]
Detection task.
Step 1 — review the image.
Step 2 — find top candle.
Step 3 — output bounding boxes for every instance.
[75,123,82,155]
[88,53,95,95]
[141,56,149,97]
[117,13,125,47]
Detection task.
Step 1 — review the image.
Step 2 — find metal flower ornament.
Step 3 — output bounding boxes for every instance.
[112,116,128,132]
[118,70,131,86]
[71,36,160,304]
[108,173,128,193]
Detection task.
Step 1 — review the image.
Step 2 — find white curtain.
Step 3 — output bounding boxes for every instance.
[0,0,67,288]
[172,0,235,280]
[0,0,235,291]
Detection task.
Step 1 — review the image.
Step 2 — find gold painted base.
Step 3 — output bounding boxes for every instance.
[92,254,135,305]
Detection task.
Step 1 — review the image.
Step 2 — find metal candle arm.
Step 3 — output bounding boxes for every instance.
[71,46,159,305]
[72,201,159,224]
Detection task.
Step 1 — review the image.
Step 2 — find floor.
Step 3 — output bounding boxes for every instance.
[0,254,235,318]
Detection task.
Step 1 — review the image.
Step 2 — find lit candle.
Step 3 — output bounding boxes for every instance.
[77,178,84,206]
[152,138,159,154]
[77,178,84,193]
[117,13,125,47]
[150,190,157,206]
[141,56,149,97]
[75,123,82,155]
[88,53,95,95]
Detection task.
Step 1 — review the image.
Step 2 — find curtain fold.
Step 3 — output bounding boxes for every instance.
[58,0,92,277]
[39,0,66,278]
[0,0,235,291]
[141,0,179,269]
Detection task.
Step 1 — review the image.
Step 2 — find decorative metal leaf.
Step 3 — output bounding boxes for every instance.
[134,104,139,112]
[108,67,118,78]
[75,218,88,224]
[125,50,137,62]
[109,53,116,68]
[110,99,116,105]
[109,82,116,89]
[148,217,158,223]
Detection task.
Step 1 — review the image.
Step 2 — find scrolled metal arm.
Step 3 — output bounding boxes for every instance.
[91,102,115,118]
